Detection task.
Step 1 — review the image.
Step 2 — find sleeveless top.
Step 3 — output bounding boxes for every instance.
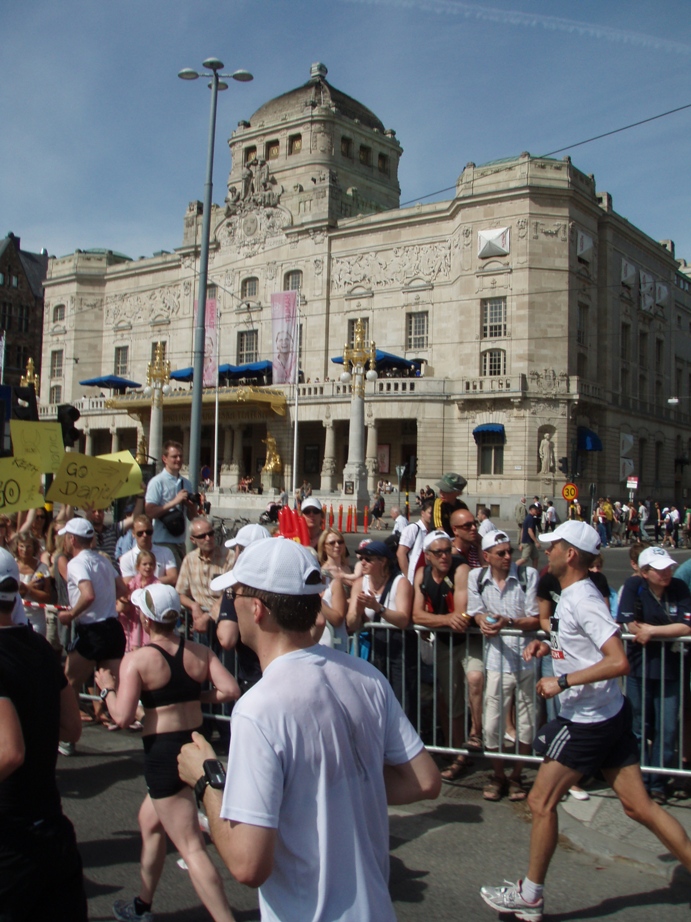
[139,637,203,709]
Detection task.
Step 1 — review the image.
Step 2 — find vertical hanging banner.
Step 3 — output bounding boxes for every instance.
[194,293,218,387]
[271,290,298,384]
[0,332,5,385]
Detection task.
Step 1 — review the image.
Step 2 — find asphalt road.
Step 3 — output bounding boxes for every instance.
[60,725,691,922]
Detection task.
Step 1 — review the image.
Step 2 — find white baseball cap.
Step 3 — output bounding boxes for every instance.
[131,584,181,623]
[300,496,323,514]
[638,546,678,571]
[0,548,19,602]
[221,536,325,596]
[538,520,601,554]
[423,528,452,551]
[225,523,271,549]
[482,530,511,552]
[58,518,95,539]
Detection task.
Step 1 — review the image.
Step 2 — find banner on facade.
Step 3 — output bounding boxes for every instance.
[193,293,218,387]
[0,332,4,385]
[271,291,298,385]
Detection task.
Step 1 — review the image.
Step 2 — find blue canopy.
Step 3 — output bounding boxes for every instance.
[219,360,273,379]
[331,350,421,372]
[472,423,505,443]
[79,374,142,390]
[169,367,194,382]
[577,426,603,452]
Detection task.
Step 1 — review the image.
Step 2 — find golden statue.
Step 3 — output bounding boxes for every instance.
[262,433,282,473]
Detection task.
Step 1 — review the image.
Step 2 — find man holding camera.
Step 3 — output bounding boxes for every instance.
[145,440,197,567]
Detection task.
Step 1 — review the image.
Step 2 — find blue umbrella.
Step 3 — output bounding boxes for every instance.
[330,350,421,372]
[79,374,142,390]
[169,367,194,382]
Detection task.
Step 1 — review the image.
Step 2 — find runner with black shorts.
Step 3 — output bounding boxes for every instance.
[481,521,691,922]
[58,518,128,755]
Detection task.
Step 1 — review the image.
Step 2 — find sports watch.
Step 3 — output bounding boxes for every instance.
[194,759,227,805]
[99,687,116,700]
[557,674,570,692]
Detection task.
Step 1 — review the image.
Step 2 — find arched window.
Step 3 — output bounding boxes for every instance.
[49,384,62,405]
[284,270,302,292]
[481,349,506,377]
[53,304,65,323]
[241,277,258,299]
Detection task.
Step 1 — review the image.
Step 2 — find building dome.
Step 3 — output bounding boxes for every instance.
[248,63,386,133]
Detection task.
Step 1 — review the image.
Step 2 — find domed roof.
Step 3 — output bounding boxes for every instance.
[248,63,385,133]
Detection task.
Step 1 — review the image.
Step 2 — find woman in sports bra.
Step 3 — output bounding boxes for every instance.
[96,583,239,922]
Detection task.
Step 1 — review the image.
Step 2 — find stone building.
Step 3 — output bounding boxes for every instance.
[0,232,48,386]
[40,63,691,516]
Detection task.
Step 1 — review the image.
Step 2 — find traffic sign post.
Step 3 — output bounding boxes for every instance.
[562,482,578,502]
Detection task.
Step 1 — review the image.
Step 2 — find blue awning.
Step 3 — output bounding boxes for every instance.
[170,366,194,382]
[331,350,421,372]
[577,426,603,452]
[79,374,142,390]
[473,423,505,444]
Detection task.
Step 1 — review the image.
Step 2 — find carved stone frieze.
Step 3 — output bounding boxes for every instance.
[104,287,181,326]
[218,206,292,258]
[531,221,568,242]
[330,241,451,292]
[528,369,569,396]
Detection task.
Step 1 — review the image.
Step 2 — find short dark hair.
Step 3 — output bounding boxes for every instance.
[236,584,321,632]
[163,440,183,454]
[629,542,644,564]
[420,499,435,513]
[562,541,597,569]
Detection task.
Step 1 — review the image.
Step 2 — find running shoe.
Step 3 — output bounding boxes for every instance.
[480,880,543,921]
[58,741,74,756]
[113,898,154,921]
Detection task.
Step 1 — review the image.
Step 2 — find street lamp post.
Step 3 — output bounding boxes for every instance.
[178,58,252,491]
[143,342,171,472]
[340,319,378,512]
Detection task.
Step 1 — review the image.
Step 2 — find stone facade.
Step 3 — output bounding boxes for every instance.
[39,64,691,516]
[0,233,47,387]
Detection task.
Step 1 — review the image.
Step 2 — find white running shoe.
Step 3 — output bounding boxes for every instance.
[480,880,543,921]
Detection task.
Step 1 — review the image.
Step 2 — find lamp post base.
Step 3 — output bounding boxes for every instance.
[340,461,370,514]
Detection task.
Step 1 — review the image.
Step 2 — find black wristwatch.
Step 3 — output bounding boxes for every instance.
[194,759,227,805]
[99,687,116,701]
[557,674,570,692]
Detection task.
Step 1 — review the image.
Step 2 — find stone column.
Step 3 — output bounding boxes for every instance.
[110,427,120,453]
[320,418,337,492]
[222,426,233,469]
[84,428,93,457]
[228,424,242,488]
[365,417,379,496]
[340,377,369,511]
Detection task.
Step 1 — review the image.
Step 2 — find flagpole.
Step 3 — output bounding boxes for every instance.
[213,310,221,489]
[291,289,300,500]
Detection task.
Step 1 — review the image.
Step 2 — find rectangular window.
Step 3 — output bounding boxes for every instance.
[377,153,389,174]
[482,349,505,377]
[347,317,369,348]
[237,329,258,365]
[15,345,28,370]
[406,312,428,351]
[241,277,258,299]
[0,272,4,285]
[621,366,629,396]
[266,140,279,160]
[341,137,353,158]
[244,146,257,164]
[577,303,588,346]
[49,384,62,404]
[0,302,11,331]
[114,346,129,376]
[638,332,648,367]
[481,298,506,338]
[359,145,372,166]
[620,323,630,361]
[478,433,504,476]
[284,270,302,291]
[10,275,18,288]
[288,134,302,155]
[16,305,29,333]
[50,349,64,378]
[655,339,664,373]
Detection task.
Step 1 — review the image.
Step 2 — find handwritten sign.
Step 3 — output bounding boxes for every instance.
[46,453,129,509]
[10,420,64,474]
[96,450,144,499]
[0,456,44,513]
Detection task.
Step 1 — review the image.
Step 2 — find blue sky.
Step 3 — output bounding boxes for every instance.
[2,0,690,265]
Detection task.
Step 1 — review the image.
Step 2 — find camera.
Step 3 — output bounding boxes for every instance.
[189,492,202,505]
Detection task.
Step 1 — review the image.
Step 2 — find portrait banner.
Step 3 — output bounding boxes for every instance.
[271,290,298,385]
[47,452,129,509]
[194,294,218,387]
[10,420,64,474]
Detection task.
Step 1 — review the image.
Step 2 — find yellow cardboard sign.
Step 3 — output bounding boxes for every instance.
[46,453,129,509]
[9,420,65,474]
[96,450,145,499]
[0,456,44,513]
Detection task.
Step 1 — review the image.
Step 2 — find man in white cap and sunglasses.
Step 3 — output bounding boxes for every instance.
[179,537,440,922]
[481,521,691,921]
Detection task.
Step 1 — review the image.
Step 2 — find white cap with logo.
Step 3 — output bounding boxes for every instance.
[638,546,678,571]
[131,584,181,623]
[58,518,95,539]
[481,530,511,552]
[538,521,601,554]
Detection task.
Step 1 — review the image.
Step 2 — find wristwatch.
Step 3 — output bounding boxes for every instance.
[194,758,227,805]
[99,687,116,700]
[557,674,570,692]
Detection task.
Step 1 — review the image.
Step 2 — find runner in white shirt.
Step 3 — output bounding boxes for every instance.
[481,521,691,922]
[178,538,440,922]
[396,499,433,582]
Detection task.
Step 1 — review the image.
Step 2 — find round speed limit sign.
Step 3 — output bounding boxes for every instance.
[562,482,578,502]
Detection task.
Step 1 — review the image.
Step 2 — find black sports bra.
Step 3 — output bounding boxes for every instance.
[139,637,203,709]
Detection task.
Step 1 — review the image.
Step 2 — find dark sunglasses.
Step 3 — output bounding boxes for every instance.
[136,529,154,537]
[453,521,478,529]
[493,549,514,558]
[302,508,321,515]
[428,548,452,557]
[192,530,214,540]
